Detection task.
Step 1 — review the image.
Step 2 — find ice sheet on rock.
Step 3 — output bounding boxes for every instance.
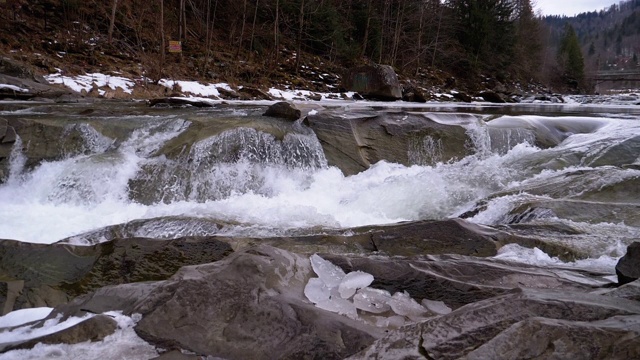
[310,254,345,288]
[353,287,392,314]
[315,298,358,320]
[421,299,452,315]
[304,278,331,304]
[0,308,53,329]
[389,291,429,321]
[338,271,374,299]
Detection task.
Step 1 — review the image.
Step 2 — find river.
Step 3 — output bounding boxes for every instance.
[1,97,639,274]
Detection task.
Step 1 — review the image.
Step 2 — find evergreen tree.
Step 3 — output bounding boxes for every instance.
[557,24,585,88]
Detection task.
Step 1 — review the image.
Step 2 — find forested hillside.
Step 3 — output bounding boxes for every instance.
[0,0,636,94]
[544,0,640,76]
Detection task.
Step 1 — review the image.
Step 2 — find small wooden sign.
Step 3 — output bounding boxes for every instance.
[169,40,182,53]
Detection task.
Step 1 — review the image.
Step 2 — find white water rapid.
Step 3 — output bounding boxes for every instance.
[1,105,639,272]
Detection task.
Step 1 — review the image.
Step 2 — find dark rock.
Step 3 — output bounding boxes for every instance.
[0,118,6,139]
[349,288,640,359]
[304,110,475,175]
[151,350,202,360]
[148,97,215,107]
[308,93,322,101]
[0,314,117,352]
[452,91,473,102]
[238,87,272,100]
[600,279,640,301]
[58,245,380,359]
[464,316,640,360]
[323,251,607,310]
[352,93,364,100]
[478,90,506,103]
[402,86,427,103]
[343,64,402,101]
[364,219,500,258]
[0,57,47,82]
[1,126,16,143]
[617,242,640,285]
[0,237,233,311]
[262,101,301,121]
[216,87,240,99]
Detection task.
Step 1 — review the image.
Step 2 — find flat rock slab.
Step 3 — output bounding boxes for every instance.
[464,315,640,360]
[51,245,382,359]
[349,288,640,359]
[0,237,233,311]
[323,253,610,310]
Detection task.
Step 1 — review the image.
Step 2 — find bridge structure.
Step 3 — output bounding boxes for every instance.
[588,70,640,92]
[589,70,640,83]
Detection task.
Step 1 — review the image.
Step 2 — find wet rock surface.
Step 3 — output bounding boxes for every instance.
[12,244,635,360]
[0,237,233,312]
[617,242,640,285]
[304,109,475,175]
[349,288,640,359]
[0,314,118,352]
[342,64,402,101]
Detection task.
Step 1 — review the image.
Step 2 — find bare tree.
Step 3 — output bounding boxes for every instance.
[249,0,259,57]
[360,0,372,58]
[108,0,118,44]
[295,0,305,74]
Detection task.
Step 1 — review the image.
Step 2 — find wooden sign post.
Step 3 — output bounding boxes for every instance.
[169,40,182,53]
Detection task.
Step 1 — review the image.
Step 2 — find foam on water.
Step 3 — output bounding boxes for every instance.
[0,112,638,277]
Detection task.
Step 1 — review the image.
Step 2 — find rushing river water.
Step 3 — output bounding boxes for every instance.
[1,98,639,272]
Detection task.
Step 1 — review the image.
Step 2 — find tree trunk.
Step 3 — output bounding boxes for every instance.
[160,0,165,78]
[235,0,248,59]
[415,1,425,75]
[274,0,280,66]
[108,0,118,44]
[295,0,305,74]
[379,0,389,64]
[431,3,443,68]
[360,0,372,58]
[391,0,406,67]
[249,0,259,57]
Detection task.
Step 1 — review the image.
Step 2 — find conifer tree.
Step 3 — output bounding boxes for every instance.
[557,24,585,88]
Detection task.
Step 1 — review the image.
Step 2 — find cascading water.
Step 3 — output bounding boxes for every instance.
[0,105,639,272]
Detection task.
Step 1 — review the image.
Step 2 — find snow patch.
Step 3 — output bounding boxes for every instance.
[0,84,29,93]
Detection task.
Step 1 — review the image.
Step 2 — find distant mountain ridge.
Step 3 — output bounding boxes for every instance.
[544,0,640,73]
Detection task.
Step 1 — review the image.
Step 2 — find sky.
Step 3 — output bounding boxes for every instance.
[535,0,621,17]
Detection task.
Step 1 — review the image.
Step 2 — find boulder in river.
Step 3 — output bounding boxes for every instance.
[342,64,402,101]
[304,109,475,175]
[616,242,640,285]
[262,101,302,121]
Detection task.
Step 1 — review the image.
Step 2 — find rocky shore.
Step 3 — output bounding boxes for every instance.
[1,57,640,359]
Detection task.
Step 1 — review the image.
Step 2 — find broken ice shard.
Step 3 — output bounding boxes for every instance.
[338,271,374,299]
[310,254,345,288]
